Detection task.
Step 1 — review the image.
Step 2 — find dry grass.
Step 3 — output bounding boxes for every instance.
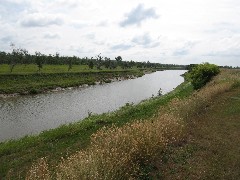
[26,113,185,179]
[26,158,51,180]
[167,69,240,120]
[56,114,184,179]
[26,69,240,179]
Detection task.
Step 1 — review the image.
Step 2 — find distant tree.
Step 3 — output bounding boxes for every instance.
[68,58,72,71]
[121,61,129,69]
[129,60,135,68]
[88,61,94,69]
[96,53,103,70]
[9,43,19,73]
[54,52,60,64]
[104,57,111,69]
[35,51,44,72]
[110,61,117,69]
[21,49,30,65]
[0,51,7,64]
[115,56,122,67]
[136,62,143,68]
[115,56,122,62]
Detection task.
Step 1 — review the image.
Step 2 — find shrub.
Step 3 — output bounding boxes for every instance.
[189,63,220,89]
[29,88,38,94]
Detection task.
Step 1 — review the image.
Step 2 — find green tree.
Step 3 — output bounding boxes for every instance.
[115,56,122,67]
[104,57,111,69]
[9,43,19,73]
[21,49,30,65]
[88,61,94,69]
[189,62,220,89]
[35,51,44,72]
[68,58,72,71]
[115,56,122,62]
[96,53,103,70]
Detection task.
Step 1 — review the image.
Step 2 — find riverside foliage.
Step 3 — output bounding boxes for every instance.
[188,62,220,89]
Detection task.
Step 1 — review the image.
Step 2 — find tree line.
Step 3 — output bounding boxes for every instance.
[0,44,187,72]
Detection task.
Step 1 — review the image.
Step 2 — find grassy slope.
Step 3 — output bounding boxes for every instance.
[149,70,240,179]
[0,69,143,94]
[160,87,240,179]
[0,81,193,179]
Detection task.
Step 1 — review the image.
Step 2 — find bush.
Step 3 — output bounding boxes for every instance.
[189,63,220,89]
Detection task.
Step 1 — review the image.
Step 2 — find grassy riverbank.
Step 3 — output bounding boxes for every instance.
[0,69,144,94]
[1,69,239,179]
[26,69,240,179]
[0,79,193,179]
[0,64,140,74]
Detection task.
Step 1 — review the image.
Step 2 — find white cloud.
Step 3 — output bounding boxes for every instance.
[120,4,159,27]
[70,20,91,29]
[111,43,133,51]
[43,33,60,39]
[132,33,160,48]
[20,13,64,27]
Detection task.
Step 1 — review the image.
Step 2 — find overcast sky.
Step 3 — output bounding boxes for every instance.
[0,0,240,66]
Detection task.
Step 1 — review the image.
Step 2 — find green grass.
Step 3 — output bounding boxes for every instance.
[0,81,193,179]
[0,64,139,74]
[0,70,144,94]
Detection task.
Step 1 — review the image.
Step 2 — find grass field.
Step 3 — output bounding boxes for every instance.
[0,64,135,74]
[0,64,144,94]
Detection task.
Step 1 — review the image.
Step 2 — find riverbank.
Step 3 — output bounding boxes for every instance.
[0,78,193,179]
[150,70,240,179]
[0,70,144,96]
[1,69,239,179]
[27,69,240,179]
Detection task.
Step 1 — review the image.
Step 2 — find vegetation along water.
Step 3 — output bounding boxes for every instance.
[0,56,240,179]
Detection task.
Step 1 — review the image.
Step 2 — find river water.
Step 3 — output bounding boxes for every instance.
[0,70,186,142]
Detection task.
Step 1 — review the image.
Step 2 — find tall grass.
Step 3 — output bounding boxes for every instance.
[27,69,240,179]
[56,114,184,179]
[168,69,240,121]
[27,114,185,179]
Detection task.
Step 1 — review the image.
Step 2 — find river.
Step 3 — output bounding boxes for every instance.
[0,70,186,142]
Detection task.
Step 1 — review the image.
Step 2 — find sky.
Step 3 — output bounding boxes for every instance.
[0,0,240,66]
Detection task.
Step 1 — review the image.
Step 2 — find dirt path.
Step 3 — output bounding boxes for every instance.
[157,87,240,179]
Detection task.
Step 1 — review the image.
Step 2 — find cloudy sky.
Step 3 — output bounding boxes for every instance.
[0,0,240,66]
